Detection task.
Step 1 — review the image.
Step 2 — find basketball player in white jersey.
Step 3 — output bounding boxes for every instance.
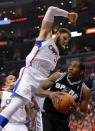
[0,75,28,131]
[0,6,78,130]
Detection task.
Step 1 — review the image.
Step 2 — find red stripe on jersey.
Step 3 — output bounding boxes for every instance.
[17,44,40,81]
[20,67,26,79]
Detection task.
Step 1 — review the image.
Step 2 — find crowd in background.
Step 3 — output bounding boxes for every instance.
[70,95,95,131]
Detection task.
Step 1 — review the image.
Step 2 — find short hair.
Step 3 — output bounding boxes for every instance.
[57,28,71,38]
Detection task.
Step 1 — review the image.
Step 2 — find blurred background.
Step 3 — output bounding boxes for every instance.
[0,0,95,130]
[0,0,95,75]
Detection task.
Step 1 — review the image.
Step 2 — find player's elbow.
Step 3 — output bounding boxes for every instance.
[48,6,56,12]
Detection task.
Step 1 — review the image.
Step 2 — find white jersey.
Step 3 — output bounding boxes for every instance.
[1,91,26,123]
[13,38,60,110]
[18,67,25,79]
[26,38,59,77]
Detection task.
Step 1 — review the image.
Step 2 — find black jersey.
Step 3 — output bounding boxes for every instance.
[43,72,84,119]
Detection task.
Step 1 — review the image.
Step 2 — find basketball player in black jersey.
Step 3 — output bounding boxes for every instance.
[35,61,90,131]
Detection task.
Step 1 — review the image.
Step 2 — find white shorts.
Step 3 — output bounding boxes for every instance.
[12,66,47,110]
[3,123,28,131]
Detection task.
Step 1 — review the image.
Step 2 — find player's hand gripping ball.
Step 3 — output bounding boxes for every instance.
[52,92,76,114]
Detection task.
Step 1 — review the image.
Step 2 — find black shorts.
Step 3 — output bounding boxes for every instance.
[42,112,70,131]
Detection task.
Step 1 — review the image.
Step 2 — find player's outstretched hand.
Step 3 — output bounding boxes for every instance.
[68,12,78,22]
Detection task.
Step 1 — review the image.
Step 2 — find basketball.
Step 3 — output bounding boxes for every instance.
[52,92,76,114]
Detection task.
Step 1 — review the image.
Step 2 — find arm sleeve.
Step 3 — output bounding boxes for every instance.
[43,6,68,23]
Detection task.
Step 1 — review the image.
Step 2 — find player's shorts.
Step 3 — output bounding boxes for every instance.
[35,111,70,131]
[12,66,47,109]
[2,123,28,131]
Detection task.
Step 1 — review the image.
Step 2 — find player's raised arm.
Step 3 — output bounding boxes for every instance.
[37,6,78,41]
